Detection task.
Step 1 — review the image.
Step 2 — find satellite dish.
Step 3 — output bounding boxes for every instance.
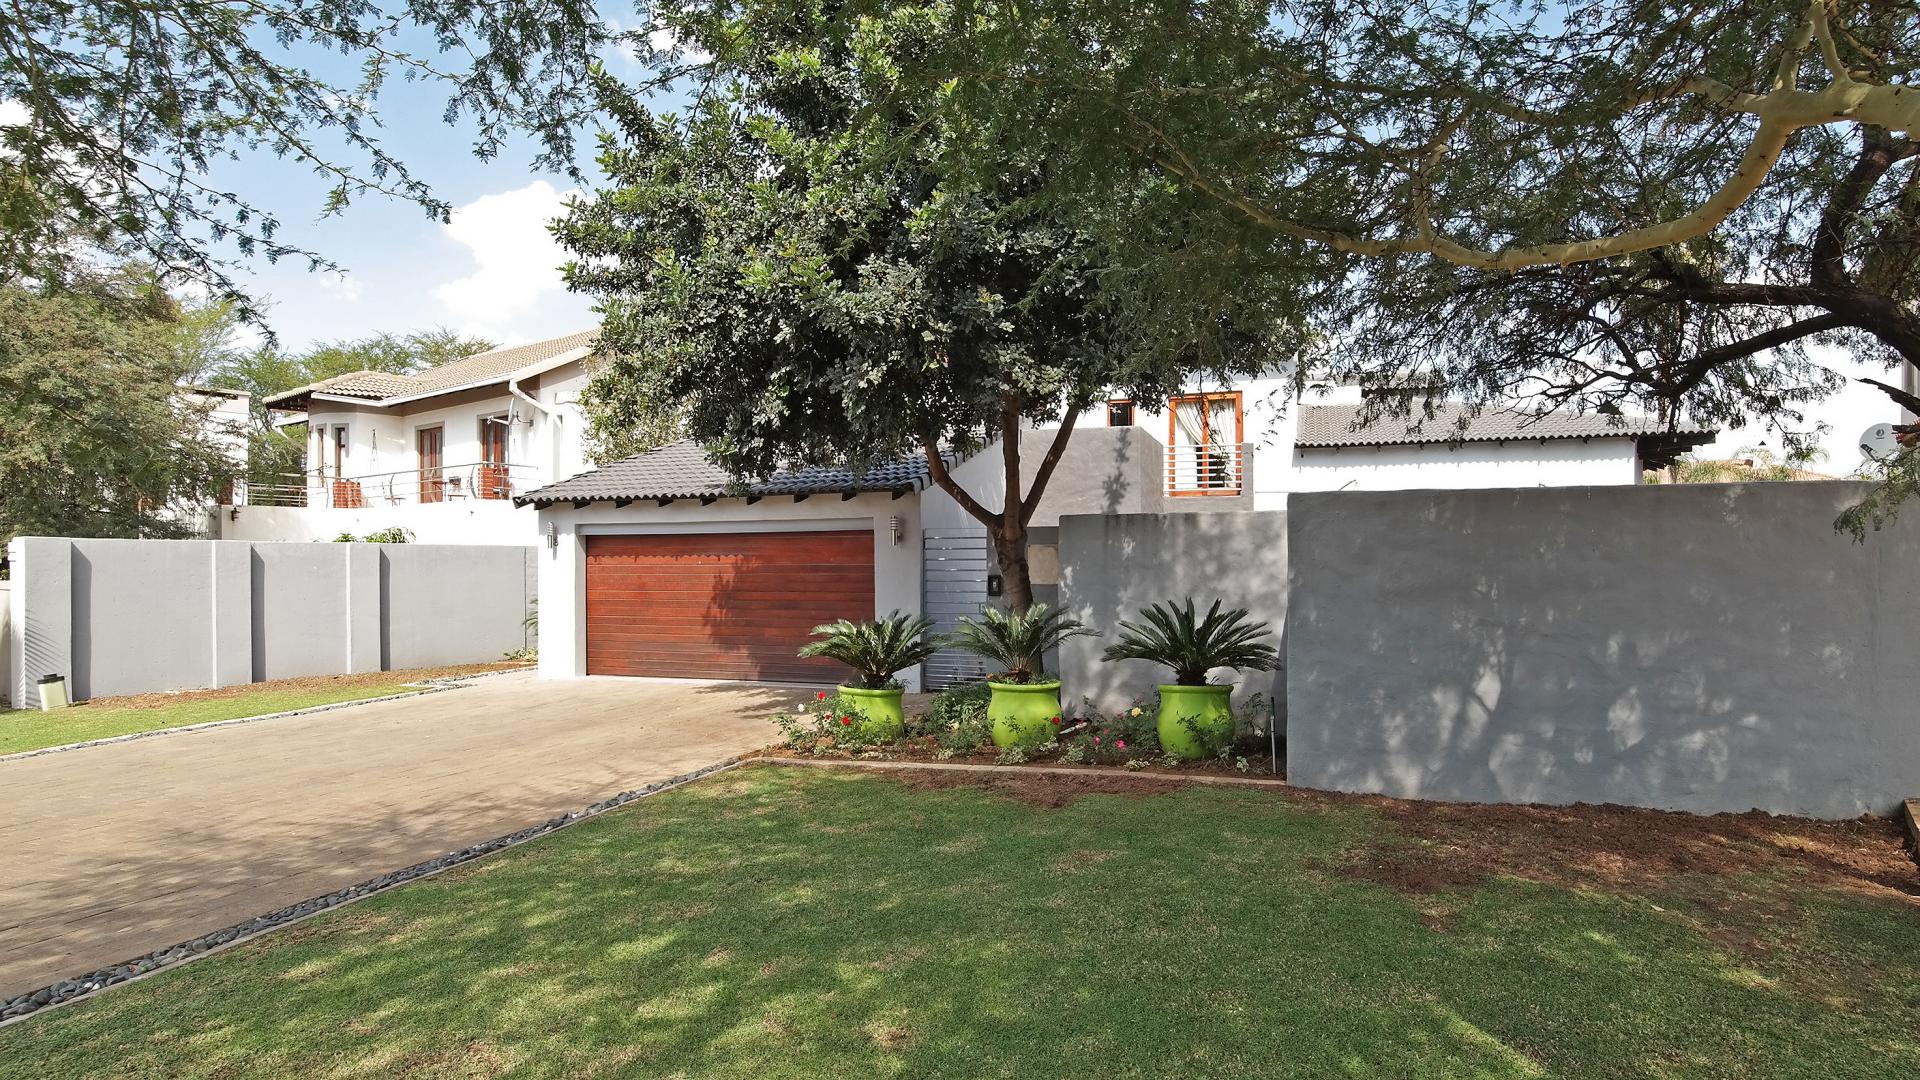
[1859,422,1899,459]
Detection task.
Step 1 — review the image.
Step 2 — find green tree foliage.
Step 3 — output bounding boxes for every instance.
[559,4,1304,605]
[0,267,241,542]
[0,0,608,319]
[684,1,1913,516]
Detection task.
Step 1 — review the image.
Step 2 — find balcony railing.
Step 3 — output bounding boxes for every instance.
[238,462,539,508]
[1165,443,1244,496]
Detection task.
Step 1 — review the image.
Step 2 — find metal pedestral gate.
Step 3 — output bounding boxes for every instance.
[921,528,993,689]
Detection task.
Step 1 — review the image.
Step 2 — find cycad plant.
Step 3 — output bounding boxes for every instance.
[798,612,939,689]
[945,603,1095,683]
[1101,599,1278,684]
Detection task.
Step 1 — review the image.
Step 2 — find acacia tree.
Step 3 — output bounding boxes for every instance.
[0,0,608,319]
[557,7,1299,608]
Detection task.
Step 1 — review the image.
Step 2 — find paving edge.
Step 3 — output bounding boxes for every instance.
[0,755,744,1028]
[0,666,533,765]
[749,756,1293,787]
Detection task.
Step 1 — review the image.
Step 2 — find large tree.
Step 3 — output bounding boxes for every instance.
[0,0,609,319]
[0,265,242,543]
[558,6,1302,607]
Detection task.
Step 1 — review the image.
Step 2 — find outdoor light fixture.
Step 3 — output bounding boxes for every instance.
[889,514,903,546]
[545,521,558,553]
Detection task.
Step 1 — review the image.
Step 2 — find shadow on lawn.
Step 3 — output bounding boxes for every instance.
[6,768,1919,1079]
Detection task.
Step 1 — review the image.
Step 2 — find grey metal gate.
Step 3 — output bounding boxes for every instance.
[921,528,992,689]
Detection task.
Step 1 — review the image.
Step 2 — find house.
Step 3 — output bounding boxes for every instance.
[221,331,598,544]
[519,376,1714,688]
[169,386,252,537]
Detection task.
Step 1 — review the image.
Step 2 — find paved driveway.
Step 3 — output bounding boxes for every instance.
[0,672,795,998]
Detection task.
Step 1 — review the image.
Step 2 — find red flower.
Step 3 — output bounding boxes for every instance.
[1049,715,1060,725]
[840,716,852,725]
[816,691,828,701]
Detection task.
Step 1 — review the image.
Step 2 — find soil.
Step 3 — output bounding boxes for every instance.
[889,767,1186,808]
[761,757,1919,911]
[748,736,1282,778]
[1332,794,1920,901]
[68,662,529,711]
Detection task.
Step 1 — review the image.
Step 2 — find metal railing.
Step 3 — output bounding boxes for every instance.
[236,462,539,508]
[1165,444,1245,496]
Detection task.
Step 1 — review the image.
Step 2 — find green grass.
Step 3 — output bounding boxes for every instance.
[3,767,1917,1079]
[1,682,429,755]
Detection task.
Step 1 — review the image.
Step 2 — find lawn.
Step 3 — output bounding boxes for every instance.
[0,664,523,755]
[2,766,1916,1079]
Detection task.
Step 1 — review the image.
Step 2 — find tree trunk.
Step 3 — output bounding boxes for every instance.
[918,393,1084,613]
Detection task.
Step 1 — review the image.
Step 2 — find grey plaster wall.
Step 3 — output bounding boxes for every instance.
[1287,482,1920,819]
[1056,511,1287,713]
[382,545,535,669]
[7,537,533,705]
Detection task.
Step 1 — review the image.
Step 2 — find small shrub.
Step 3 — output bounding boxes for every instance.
[943,603,1094,683]
[912,681,993,755]
[1100,599,1277,685]
[774,691,894,753]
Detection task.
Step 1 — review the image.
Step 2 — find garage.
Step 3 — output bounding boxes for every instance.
[584,531,876,681]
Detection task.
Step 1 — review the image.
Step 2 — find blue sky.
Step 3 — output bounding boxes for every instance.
[208,30,1898,474]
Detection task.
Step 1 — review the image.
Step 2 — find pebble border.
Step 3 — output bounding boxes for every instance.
[0,755,743,1027]
[0,666,531,765]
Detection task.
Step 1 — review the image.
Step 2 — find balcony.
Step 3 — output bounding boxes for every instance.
[242,462,540,509]
[1165,443,1245,497]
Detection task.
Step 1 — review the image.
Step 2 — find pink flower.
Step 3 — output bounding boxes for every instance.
[1093,737,1101,745]
[1116,740,1126,749]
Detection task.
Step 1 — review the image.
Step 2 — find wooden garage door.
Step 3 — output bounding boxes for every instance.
[585,531,875,682]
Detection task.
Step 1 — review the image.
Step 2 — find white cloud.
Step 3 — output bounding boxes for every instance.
[430,180,576,342]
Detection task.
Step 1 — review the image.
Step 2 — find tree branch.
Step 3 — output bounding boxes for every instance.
[919,434,995,528]
[1020,403,1083,527]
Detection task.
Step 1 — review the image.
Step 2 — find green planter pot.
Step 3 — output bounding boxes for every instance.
[838,686,906,741]
[1157,683,1234,760]
[988,680,1064,748]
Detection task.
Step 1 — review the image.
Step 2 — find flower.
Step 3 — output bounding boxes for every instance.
[1129,707,1143,717]
[840,716,852,725]
[1049,715,1061,725]
[816,691,829,701]
[1093,737,1101,745]
[1115,739,1126,749]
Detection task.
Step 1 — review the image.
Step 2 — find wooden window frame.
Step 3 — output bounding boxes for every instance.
[1165,391,1244,497]
[1106,399,1135,428]
[478,414,511,500]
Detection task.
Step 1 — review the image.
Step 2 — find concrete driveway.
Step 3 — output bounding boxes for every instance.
[0,671,796,998]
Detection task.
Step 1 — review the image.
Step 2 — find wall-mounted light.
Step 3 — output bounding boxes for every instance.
[889,514,903,546]
[545,521,558,553]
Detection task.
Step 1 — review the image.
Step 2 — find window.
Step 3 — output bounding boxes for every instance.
[332,425,348,476]
[417,426,445,503]
[1166,391,1243,495]
[1106,399,1135,427]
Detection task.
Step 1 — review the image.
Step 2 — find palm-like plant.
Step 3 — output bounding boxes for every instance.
[944,603,1095,683]
[798,612,940,689]
[1101,599,1278,685]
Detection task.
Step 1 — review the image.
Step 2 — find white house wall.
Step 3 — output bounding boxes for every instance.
[536,492,923,687]
[1291,438,1642,493]
[222,501,538,544]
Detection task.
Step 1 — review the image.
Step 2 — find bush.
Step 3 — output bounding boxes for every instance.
[1100,599,1278,685]
[943,603,1095,683]
[774,691,894,753]
[909,681,993,755]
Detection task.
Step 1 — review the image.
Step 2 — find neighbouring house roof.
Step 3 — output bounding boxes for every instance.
[516,440,938,508]
[263,330,598,408]
[1296,403,1715,449]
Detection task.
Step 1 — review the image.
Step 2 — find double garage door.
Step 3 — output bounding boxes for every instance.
[584,531,875,682]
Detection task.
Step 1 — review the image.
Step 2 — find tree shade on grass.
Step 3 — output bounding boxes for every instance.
[0,665,513,755]
[2,767,1916,1078]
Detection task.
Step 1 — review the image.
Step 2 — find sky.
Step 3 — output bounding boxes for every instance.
[200,29,1900,477]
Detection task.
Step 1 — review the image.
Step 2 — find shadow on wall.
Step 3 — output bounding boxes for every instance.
[1056,511,1287,715]
[1286,481,1917,819]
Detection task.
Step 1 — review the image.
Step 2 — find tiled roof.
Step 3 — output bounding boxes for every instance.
[1296,403,1715,448]
[269,330,597,405]
[517,440,935,506]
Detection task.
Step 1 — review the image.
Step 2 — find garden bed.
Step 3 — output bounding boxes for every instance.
[771,681,1283,776]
